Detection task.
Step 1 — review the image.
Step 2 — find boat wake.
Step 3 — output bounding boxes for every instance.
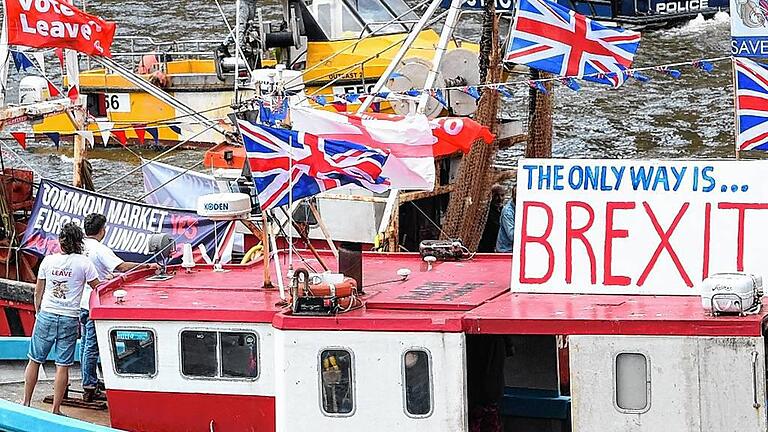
[667,11,730,35]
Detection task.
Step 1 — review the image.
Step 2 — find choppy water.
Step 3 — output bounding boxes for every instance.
[0,2,743,199]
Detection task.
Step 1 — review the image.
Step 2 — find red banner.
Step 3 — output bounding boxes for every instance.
[6,0,116,57]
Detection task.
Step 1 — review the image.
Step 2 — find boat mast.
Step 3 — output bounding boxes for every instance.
[0,1,10,108]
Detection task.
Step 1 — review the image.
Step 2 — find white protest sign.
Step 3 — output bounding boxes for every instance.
[512,159,768,295]
[731,0,768,57]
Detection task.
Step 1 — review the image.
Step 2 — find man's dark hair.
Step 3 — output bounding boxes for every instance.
[84,213,107,236]
[59,222,84,255]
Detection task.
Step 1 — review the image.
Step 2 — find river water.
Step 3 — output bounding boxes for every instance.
[0,2,740,199]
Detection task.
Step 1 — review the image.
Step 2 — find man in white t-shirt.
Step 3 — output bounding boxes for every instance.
[79,213,157,401]
[24,222,99,415]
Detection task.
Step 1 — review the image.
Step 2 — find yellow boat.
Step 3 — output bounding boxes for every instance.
[31,0,481,146]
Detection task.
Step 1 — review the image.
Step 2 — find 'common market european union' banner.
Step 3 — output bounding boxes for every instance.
[731,0,768,57]
[21,179,235,264]
[513,159,768,295]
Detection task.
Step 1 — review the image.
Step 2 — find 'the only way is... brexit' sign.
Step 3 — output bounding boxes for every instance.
[513,159,768,295]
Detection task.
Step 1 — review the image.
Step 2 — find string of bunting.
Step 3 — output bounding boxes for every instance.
[301,56,731,110]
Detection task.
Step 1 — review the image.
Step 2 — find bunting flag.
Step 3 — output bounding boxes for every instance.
[76,130,94,148]
[32,52,45,76]
[146,127,160,146]
[11,51,34,72]
[44,132,61,149]
[96,121,114,146]
[528,80,549,94]
[313,95,327,106]
[55,48,65,68]
[169,124,182,134]
[67,85,79,103]
[330,102,347,112]
[559,77,581,91]
[11,132,27,149]
[656,67,681,79]
[112,129,128,146]
[632,71,651,82]
[466,86,481,100]
[47,81,61,97]
[134,125,146,145]
[693,60,714,73]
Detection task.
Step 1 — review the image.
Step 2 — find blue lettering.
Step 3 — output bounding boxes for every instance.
[670,166,686,191]
[584,166,599,190]
[701,166,715,192]
[610,166,625,190]
[692,166,699,191]
[568,166,583,189]
[599,166,612,191]
[630,166,654,190]
[653,167,670,191]
[522,165,537,189]
[553,165,564,190]
[538,165,552,190]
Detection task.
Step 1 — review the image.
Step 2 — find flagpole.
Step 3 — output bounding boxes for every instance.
[234,0,241,105]
[0,0,10,108]
[732,57,741,160]
[288,133,293,277]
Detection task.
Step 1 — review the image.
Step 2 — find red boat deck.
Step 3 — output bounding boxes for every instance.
[92,251,768,337]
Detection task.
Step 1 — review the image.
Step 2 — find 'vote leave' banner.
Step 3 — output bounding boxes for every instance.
[5,0,116,56]
[513,159,768,295]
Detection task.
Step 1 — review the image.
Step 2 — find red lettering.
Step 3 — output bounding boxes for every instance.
[519,201,554,284]
[603,202,634,286]
[702,202,711,280]
[637,202,691,287]
[717,203,768,271]
[565,201,596,284]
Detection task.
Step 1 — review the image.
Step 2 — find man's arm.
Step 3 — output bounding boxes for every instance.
[115,262,158,273]
[34,279,45,313]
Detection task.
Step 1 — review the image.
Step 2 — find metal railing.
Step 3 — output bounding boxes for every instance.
[84,36,224,73]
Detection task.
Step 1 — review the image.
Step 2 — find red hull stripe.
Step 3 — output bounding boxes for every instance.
[107,389,276,432]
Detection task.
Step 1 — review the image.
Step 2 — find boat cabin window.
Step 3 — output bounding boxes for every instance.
[307,0,415,40]
[403,350,432,417]
[181,330,258,380]
[320,349,354,415]
[614,352,650,412]
[110,329,157,377]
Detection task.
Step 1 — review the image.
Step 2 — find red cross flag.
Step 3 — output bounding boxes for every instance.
[6,0,116,57]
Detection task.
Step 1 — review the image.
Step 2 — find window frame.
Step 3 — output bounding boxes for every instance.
[613,351,652,414]
[108,326,158,379]
[178,328,260,382]
[318,347,356,417]
[401,347,434,419]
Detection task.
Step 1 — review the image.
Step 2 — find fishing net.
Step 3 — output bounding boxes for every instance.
[440,13,502,251]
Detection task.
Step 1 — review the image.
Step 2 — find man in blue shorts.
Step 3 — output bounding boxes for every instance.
[23,222,100,415]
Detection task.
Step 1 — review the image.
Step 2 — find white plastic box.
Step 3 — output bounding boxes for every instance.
[701,273,762,314]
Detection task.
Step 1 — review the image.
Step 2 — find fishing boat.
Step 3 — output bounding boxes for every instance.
[26,0,486,147]
[7,162,768,432]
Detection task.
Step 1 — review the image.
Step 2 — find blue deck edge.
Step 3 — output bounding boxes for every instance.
[0,399,120,432]
[0,337,82,361]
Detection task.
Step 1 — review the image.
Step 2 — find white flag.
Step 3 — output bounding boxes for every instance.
[96,121,113,147]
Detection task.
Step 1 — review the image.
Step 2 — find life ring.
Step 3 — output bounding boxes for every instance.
[240,243,263,264]
[307,277,357,298]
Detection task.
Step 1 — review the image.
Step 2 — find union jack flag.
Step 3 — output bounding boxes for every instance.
[735,57,768,151]
[239,120,390,210]
[504,0,641,87]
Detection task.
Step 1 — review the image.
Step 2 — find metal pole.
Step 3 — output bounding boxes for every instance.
[234,0,241,104]
[356,0,445,113]
[733,57,741,160]
[417,0,463,113]
[0,0,10,108]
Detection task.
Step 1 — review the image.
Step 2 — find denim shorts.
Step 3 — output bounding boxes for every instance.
[28,311,79,367]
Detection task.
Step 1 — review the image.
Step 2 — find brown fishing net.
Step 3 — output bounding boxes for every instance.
[440,13,502,251]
